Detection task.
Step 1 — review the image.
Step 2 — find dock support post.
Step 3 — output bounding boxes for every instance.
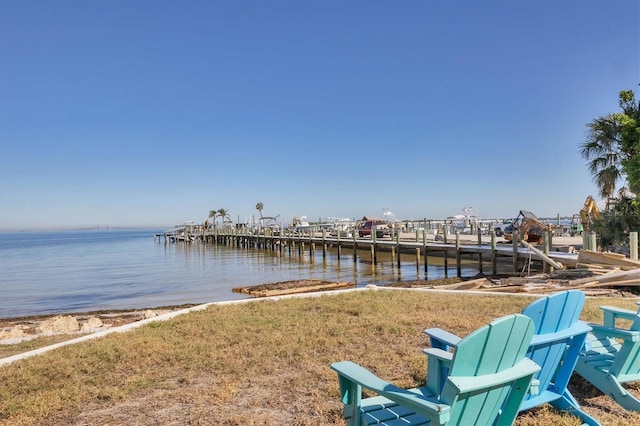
[455,231,461,278]
[322,229,327,259]
[588,230,597,251]
[443,227,448,278]
[512,232,519,274]
[477,229,483,274]
[423,219,428,277]
[396,230,401,269]
[543,231,551,273]
[491,232,497,275]
[422,218,427,245]
[309,232,313,257]
[370,244,376,270]
[424,243,428,277]
[582,231,589,251]
[352,232,357,263]
[631,232,638,260]
[372,229,377,268]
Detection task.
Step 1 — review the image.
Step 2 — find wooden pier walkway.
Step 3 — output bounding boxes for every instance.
[154,228,580,277]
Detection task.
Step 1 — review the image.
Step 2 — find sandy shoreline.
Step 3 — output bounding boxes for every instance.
[0,304,200,346]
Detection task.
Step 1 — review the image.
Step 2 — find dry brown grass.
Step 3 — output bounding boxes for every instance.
[1,289,639,425]
[0,334,77,359]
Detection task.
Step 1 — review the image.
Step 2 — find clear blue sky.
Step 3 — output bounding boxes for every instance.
[1,0,638,231]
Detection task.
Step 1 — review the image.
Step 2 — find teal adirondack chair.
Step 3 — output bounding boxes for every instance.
[425,290,599,425]
[331,314,540,426]
[574,301,640,411]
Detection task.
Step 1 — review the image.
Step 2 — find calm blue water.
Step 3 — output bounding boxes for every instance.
[0,228,477,318]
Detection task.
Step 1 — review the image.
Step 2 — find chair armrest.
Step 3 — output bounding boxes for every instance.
[600,305,638,318]
[424,327,462,351]
[447,358,540,394]
[529,321,591,346]
[589,323,640,342]
[331,361,451,424]
[600,305,640,327]
[423,347,454,363]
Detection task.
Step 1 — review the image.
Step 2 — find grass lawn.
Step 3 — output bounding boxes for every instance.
[1,288,640,425]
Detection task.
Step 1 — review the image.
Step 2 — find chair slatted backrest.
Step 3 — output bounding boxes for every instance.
[443,314,535,425]
[521,290,587,399]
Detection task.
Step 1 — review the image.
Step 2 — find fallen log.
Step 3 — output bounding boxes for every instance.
[250,281,356,297]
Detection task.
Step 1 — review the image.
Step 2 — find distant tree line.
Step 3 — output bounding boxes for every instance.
[204,202,266,229]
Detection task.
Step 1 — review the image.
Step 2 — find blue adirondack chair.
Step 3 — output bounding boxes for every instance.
[425,290,599,425]
[575,301,640,411]
[331,314,540,426]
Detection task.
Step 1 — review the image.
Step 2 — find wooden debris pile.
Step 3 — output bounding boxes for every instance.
[576,250,640,271]
[429,277,496,291]
[233,279,356,297]
[474,250,640,295]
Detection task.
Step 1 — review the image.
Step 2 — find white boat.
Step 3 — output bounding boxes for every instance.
[445,207,480,235]
[257,216,282,235]
[292,216,316,234]
[325,217,355,238]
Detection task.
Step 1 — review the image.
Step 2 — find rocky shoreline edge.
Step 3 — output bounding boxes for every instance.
[0,304,198,345]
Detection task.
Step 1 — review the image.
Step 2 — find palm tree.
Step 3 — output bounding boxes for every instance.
[256,202,264,218]
[217,208,230,227]
[581,113,624,200]
[207,209,217,229]
[617,89,640,194]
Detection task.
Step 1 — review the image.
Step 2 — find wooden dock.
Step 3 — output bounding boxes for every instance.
[155,228,579,277]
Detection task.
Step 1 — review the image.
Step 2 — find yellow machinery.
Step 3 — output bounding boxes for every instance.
[580,196,601,232]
